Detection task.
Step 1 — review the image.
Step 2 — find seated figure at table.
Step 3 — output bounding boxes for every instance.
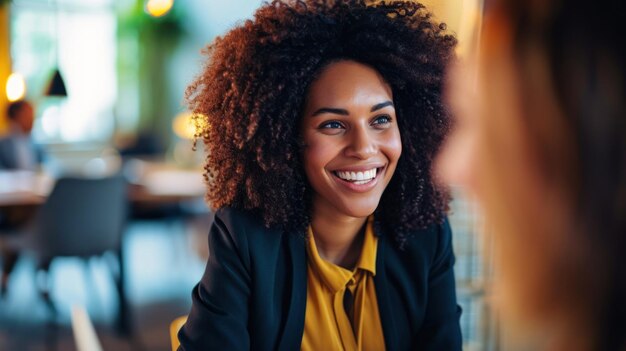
[0,99,44,171]
[0,99,44,295]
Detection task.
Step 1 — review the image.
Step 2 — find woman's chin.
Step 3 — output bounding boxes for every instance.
[335,202,380,219]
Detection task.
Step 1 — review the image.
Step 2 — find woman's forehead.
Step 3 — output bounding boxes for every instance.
[305,61,393,108]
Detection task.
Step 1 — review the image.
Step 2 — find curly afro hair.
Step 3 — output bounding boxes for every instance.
[187,0,457,245]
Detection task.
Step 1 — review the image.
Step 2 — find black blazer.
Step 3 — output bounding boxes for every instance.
[179,208,462,350]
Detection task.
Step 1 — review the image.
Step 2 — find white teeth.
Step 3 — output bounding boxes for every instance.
[366,169,377,179]
[335,168,379,182]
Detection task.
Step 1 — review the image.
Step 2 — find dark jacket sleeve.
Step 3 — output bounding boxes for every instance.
[413,218,463,350]
[178,209,252,350]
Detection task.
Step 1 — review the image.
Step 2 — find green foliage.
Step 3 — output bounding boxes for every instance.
[116,0,188,139]
[118,0,186,42]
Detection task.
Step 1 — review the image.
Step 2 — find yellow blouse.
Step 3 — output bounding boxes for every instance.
[301,217,386,351]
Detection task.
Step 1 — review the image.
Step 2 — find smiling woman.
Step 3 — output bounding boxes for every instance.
[180,1,459,350]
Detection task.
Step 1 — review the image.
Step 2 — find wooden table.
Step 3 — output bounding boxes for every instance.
[0,170,50,208]
[0,162,207,208]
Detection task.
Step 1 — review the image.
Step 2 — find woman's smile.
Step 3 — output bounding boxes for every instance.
[330,165,385,191]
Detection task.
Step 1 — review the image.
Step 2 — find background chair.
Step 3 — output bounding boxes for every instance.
[27,175,131,335]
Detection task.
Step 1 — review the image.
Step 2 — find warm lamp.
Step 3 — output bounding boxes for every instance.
[172,111,196,139]
[6,72,26,102]
[145,0,174,18]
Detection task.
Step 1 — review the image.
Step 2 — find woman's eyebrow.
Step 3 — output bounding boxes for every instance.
[311,107,349,116]
[371,101,394,112]
[311,101,394,117]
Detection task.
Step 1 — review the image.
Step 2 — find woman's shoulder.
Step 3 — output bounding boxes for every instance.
[214,207,264,229]
[212,207,286,247]
[376,218,456,286]
[384,217,453,259]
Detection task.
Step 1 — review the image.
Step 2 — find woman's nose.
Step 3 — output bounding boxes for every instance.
[344,126,377,159]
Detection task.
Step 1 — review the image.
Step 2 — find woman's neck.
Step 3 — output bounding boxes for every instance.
[310,205,368,269]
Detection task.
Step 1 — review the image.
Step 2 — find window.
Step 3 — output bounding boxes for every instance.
[10,0,117,142]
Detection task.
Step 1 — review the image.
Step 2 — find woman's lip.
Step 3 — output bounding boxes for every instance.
[330,166,384,193]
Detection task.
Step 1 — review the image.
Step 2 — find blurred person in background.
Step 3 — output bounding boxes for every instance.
[0,99,44,295]
[178,0,461,349]
[0,99,43,171]
[437,0,625,350]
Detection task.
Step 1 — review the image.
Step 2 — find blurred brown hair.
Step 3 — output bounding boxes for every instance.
[490,0,626,349]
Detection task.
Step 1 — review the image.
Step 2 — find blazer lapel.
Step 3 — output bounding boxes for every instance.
[277,232,307,351]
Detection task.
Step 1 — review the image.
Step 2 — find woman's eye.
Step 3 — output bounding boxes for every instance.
[319,121,343,129]
[372,115,392,128]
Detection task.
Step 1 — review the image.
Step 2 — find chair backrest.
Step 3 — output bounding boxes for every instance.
[34,175,127,259]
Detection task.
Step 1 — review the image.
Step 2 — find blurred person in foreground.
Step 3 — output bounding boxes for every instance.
[437,0,625,350]
[179,0,461,349]
[0,99,43,171]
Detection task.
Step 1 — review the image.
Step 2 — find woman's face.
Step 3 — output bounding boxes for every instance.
[301,60,402,220]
